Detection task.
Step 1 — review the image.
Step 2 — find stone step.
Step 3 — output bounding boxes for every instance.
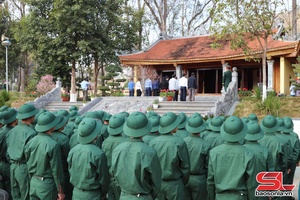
[158,101,215,107]
[153,110,208,116]
[44,101,84,111]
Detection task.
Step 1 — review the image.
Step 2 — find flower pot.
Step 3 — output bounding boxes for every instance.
[166,96,173,101]
[153,104,159,109]
[61,97,70,102]
[158,96,164,102]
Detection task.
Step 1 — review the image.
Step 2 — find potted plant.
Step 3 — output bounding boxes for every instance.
[82,99,87,106]
[166,91,175,101]
[61,92,70,101]
[90,93,96,101]
[153,99,159,109]
[159,89,167,101]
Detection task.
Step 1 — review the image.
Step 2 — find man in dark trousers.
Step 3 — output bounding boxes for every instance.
[188,73,197,101]
[178,74,187,101]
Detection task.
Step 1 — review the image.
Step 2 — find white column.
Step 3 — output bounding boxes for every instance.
[267,60,274,91]
[176,65,182,78]
[232,67,238,82]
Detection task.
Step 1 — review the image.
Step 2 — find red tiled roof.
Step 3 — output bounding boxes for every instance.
[119,35,299,63]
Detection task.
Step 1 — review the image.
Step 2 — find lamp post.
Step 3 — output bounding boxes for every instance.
[2,38,11,92]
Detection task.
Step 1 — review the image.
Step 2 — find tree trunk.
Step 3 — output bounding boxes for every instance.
[70,60,77,102]
[93,56,99,96]
[262,38,268,100]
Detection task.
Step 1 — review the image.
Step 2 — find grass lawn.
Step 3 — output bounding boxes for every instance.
[233,96,300,120]
[9,92,37,108]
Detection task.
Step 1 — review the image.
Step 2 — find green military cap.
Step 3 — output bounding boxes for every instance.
[74,116,84,129]
[260,115,278,133]
[96,110,106,121]
[119,111,129,119]
[69,110,79,121]
[35,112,59,132]
[209,116,223,132]
[78,118,101,144]
[123,112,152,137]
[283,116,294,127]
[177,112,188,129]
[146,111,158,119]
[159,112,181,134]
[2,108,17,125]
[69,105,78,111]
[55,115,68,131]
[205,118,212,131]
[241,117,249,123]
[102,112,112,122]
[0,105,9,112]
[149,115,160,133]
[276,118,286,132]
[32,108,47,126]
[16,103,39,120]
[248,113,258,123]
[57,109,70,119]
[283,120,293,133]
[85,111,101,120]
[244,121,263,141]
[185,113,206,134]
[221,116,247,142]
[108,114,125,135]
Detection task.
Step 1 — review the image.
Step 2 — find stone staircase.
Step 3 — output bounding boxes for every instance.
[154,100,216,116]
[44,101,84,112]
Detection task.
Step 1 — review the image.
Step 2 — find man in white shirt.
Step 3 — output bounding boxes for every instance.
[80,78,90,101]
[169,74,178,101]
[178,74,187,101]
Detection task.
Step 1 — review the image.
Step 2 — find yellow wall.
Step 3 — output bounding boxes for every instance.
[280,57,294,94]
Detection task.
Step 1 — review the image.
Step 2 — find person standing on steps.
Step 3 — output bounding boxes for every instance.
[179,74,188,101]
[128,78,135,97]
[188,73,197,101]
[222,63,232,92]
[136,78,142,97]
[145,77,152,96]
[80,78,90,102]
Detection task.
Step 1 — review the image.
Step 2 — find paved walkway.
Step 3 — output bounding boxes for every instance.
[293,167,299,199]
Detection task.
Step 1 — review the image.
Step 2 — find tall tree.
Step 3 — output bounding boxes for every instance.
[210,0,285,100]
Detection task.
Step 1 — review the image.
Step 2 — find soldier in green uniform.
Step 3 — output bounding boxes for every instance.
[259,115,287,173]
[243,121,275,199]
[282,119,300,185]
[63,110,79,138]
[68,118,109,200]
[25,111,64,200]
[102,114,126,200]
[222,64,232,92]
[0,108,18,194]
[201,117,212,139]
[149,112,190,200]
[184,113,209,200]
[207,116,255,199]
[84,111,104,148]
[174,112,189,138]
[112,112,162,200]
[143,115,160,145]
[205,116,225,150]
[69,116,84,149]
[100,112,111,140]
[248,113,259,123]
[6,103,38,200]
[52,115,71,200]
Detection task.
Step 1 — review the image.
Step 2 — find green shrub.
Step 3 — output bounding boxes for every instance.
[253,86,261,100]
[256,93,281,116]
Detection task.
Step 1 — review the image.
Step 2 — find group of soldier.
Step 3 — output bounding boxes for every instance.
[0,102,299,200]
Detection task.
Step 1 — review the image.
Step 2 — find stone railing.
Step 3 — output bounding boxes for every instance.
[27,78,62,109]
[210,67,238,116]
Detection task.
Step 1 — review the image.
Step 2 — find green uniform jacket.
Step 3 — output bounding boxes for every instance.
[258,133,286,172]
[204,131,225,151]
[7,123,37,163]
[275,132,293,169]
[69,129,79,149]
[112,138,162,198]
[183,135,209,175]
[175,129,189,138]
[244,141,275,200]
[142,133,159,145]
[149,134,190,184]
[291,132,300,162]
[0,125,14,162]
[68,143,109,195]
[62,123,74,138]
[51,131,70,172]
[102,134,126,175]
[24,133,64,191]
[207,142,255,200]
[222,70,232,91]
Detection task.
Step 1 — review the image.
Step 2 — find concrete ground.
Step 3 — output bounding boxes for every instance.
[293,167,300,199]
